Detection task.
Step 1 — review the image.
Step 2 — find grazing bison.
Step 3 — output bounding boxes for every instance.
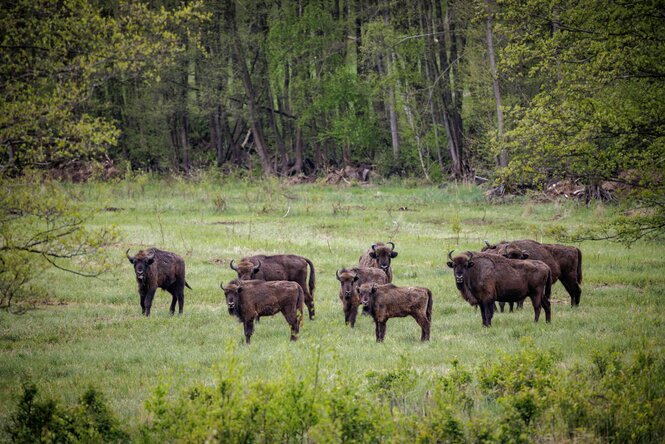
[358,242,398,282]
[482,239,583,306]
[447,251,552,327]
[221,279,303,344]
[230,254,316,320]
[358,283,432,342]
[336,267,389,327]
[126,248,191,316]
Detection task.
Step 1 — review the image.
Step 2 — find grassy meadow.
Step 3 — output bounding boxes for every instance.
[1,173,665,441]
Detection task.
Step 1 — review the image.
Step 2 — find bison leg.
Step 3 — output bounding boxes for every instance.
[143,289,157,316]
[376,321,387,342]
[139,293,146,315]
[531,294,542,322]
[243,320,254,344]
[347,305,359,328]
[498,302,505,313]
[168,291,177,315]
[304,293,315,320]
[415,314,430,341]
[481,301,494,327]
[282,307,300,341]
[561,276,582,307]
[542,294,552,323]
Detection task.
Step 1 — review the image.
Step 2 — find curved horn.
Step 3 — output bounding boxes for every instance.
[387,241,396,251]
[371,244,377,251]
[126,249,132,260]
[229,259,239,271]
[448,250,455,261]
[467,251,474,260]
[220,281,225,290]
[336,269,341,281]
[484,240,492,248]
[253,260,261,273]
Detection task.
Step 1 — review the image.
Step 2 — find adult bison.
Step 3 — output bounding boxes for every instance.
[230,254,316,320]
[447,251,552,327]
[221,279,303,344]
[126,248,191,316]
[358,282,432,342]
[336,267,389,328]
[482,239,583,306]
[358,242,398,282]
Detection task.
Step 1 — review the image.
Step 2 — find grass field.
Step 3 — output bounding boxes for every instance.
[1,173,664,441]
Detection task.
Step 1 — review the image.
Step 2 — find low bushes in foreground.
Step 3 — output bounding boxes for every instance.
[7,345,665,443]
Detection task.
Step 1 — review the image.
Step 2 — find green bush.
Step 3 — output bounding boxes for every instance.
[7,383,128,443]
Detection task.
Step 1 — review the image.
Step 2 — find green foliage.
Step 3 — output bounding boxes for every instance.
[7,383,128,443]
[0,173,118,307]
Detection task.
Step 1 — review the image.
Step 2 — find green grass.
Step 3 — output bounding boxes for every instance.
[1,174,664,439]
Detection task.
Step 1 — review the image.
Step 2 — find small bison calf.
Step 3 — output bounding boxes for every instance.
[221,279,303,344]
[126,248,191,316]
[336,267,389,328]
[358,283,432,342]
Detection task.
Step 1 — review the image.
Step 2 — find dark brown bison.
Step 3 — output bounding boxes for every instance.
[230,254,316,320]
[358,283,432,342]
[358,242,398,282]
[482,239,583,306]
[126,248,191,316]
[221,279,303,344]
[447,251,552,327]
[336,267,389,328]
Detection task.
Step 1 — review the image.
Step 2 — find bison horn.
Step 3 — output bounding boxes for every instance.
[371,244,377,251]
[125,249,132,260]
[253,260,261,273]
[229,259,239,271]
[484,240,492,248]
[336,269,341,281]
[387,241,396,251]
[447,250,455,261]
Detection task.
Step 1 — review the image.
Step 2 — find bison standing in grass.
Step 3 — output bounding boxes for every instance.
[358,283,432,342]
[221,279,304,344]
[336,267,389,327]
[230,254,316,320]
[126,248,191,316]
[482,239,583,306]
[447,251,552,327]
[358,242,398,282]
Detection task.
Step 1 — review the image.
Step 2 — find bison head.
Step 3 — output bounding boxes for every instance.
[358,282,378,310]
[336,268,359,302]
[230,258,261,280]
[127,249,155,283]
[369,242,398,271]
[221,281,242,315]
[446,250,474,284]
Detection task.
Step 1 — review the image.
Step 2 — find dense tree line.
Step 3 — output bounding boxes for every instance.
[1,0,663,190]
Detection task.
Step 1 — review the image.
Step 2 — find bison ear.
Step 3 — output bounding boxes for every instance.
[353,275,359,282]
[390,251,398,258]
[446,261,453,268]
[369,251,377,259]
[147,257,155,265]
[467,260,475,268]
[127,257,135,264]
[237,286,243,294]
[521,251,530,259]
[370,284,378,294]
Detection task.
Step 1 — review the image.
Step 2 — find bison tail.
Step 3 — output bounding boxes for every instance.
[185,281,192,290]
[576,248,583,284]
[545,270,552,301]
[426,290,433,323]
[305,258,316,296]
[297,285,305,326]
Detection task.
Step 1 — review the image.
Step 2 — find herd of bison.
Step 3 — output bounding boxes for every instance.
[125,240,583,344]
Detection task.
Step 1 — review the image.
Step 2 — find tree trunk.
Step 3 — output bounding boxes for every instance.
[485,0,507,167]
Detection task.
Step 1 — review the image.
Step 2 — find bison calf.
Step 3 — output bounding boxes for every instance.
[221,279,303,344]
[230,254,316,320]
[358,283,432,342]
[447,251,551,327]
[358,242,398,282]
[126,248,191,316]
[336,267,389,327]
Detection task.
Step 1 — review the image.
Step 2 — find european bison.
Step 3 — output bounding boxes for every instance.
[230,254,316,320]
[358,242,398,282]
[221,279,303,344]
[482,239,583,306]
[336,267,389,327]
[126,248,191,316]
[447,251,552,327]
[358,283,432,342]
